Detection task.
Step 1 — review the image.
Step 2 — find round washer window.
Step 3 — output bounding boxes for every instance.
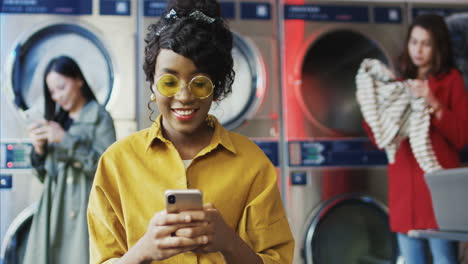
[209,33,263,130]
[299,30,389,136]
[304,195,397,264]
[10,24,113,114]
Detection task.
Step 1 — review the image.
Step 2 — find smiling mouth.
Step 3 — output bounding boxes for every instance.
[173,109,196,115]
[172,108,199,120]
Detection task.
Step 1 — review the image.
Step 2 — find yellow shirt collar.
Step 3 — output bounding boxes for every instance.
[144,114,237,155]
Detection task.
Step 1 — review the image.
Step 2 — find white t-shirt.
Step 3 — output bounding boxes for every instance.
[182,159,192,169]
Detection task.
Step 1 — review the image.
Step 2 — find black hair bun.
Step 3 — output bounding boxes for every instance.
[165,0,221,18]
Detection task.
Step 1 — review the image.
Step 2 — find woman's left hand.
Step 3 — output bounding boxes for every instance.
[176,203,235,254]
[46,121,66,143]
[176,203,263,263]
[408,79,442,116]
[408,79,432,100]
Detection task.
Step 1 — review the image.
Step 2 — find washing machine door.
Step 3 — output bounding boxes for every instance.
[209,32,264,130]
[303,194,398,264]
[446,13,468,91]
[299,30,389,136]
[0,202,37,264]
[8,23,113,115]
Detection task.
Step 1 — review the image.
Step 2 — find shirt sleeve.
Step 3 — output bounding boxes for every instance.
[431,71,468,150]
[87,154,127,264]
[30,150,47,182]
[237,161,295,264]
[55,110,116,178]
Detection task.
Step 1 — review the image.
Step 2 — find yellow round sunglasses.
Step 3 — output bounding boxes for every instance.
[155,74,214,99]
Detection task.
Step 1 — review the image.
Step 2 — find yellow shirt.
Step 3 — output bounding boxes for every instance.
[87,115,294,264]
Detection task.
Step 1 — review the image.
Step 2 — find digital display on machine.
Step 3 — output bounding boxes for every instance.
[0,143,33,169]
[374,7,402,24]
[288,139,388,167]
[100,0,130,16]
[284,4,369,23]
[0,0,92,14]
[412,8,468,18]
[220,2,235,19]
[143,0,166,17]
[253,141,279,167]
[288,141,468,166]
[241,2,271,20]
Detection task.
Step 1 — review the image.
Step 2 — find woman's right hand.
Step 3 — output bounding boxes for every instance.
[27,120,48,156]
[122,210,209,263]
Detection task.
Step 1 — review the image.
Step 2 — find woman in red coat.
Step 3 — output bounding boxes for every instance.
[365,14,468,263]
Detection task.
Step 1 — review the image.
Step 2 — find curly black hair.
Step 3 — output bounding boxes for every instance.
[143,0,234,101]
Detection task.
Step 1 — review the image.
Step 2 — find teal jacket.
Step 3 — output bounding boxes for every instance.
[23,100,116,264]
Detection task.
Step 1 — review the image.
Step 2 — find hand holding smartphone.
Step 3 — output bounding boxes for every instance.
[165,189,203,213]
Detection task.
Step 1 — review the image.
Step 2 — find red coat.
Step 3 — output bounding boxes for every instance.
[364,68,468,233]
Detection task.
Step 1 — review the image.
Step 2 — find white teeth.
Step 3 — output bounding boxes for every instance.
[173,109,195,116]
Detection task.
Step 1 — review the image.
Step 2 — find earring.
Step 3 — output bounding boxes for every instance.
[150,93,156,102]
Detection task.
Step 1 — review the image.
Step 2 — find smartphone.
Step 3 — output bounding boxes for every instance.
[165,189,203,213]
[23,109,46,126]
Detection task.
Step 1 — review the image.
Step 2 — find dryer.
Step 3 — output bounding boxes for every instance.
[0,0,137,260]
[138,0,282,169]
[281,0,405,263]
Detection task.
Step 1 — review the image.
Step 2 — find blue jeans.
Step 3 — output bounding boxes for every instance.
[397,233,458,264]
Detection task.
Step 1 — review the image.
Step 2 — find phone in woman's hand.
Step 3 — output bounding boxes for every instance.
[24,109,46,127]
[165,189,203,213]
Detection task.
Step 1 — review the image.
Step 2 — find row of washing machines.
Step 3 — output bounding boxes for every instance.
[1,0,467,263]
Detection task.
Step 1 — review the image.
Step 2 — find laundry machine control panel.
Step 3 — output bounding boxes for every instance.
[284,4,403,23]
[0,0,93,14]
[287,139,468,166]
[253,140,279,167]
[411,7,468,18]
[0,141,32,170]
[288,139,388,167]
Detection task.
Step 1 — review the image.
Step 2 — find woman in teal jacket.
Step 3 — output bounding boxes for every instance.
[24,56,116,264]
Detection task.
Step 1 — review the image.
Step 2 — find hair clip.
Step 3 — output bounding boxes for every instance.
[156,25,166,36]
[189,10,216,24]
[165,9,178,20]
[156,9,216,36]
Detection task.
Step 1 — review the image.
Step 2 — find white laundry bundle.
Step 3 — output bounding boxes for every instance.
[355,58,442,173]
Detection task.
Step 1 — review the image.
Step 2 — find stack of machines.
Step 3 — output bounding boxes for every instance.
[281,0,406,262]
[0,0,137,261]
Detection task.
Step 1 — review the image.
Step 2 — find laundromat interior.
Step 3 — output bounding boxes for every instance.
[1,0,467,263]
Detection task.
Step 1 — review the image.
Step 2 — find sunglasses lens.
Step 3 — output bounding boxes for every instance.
[157,74,180,97]
[190,76,214,98]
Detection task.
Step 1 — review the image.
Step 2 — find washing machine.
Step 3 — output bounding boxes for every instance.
[0,0,137,261]
[138,0,282,172]
[406,0,468,164]
[0,140,40,264]
[281,0,406,262]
